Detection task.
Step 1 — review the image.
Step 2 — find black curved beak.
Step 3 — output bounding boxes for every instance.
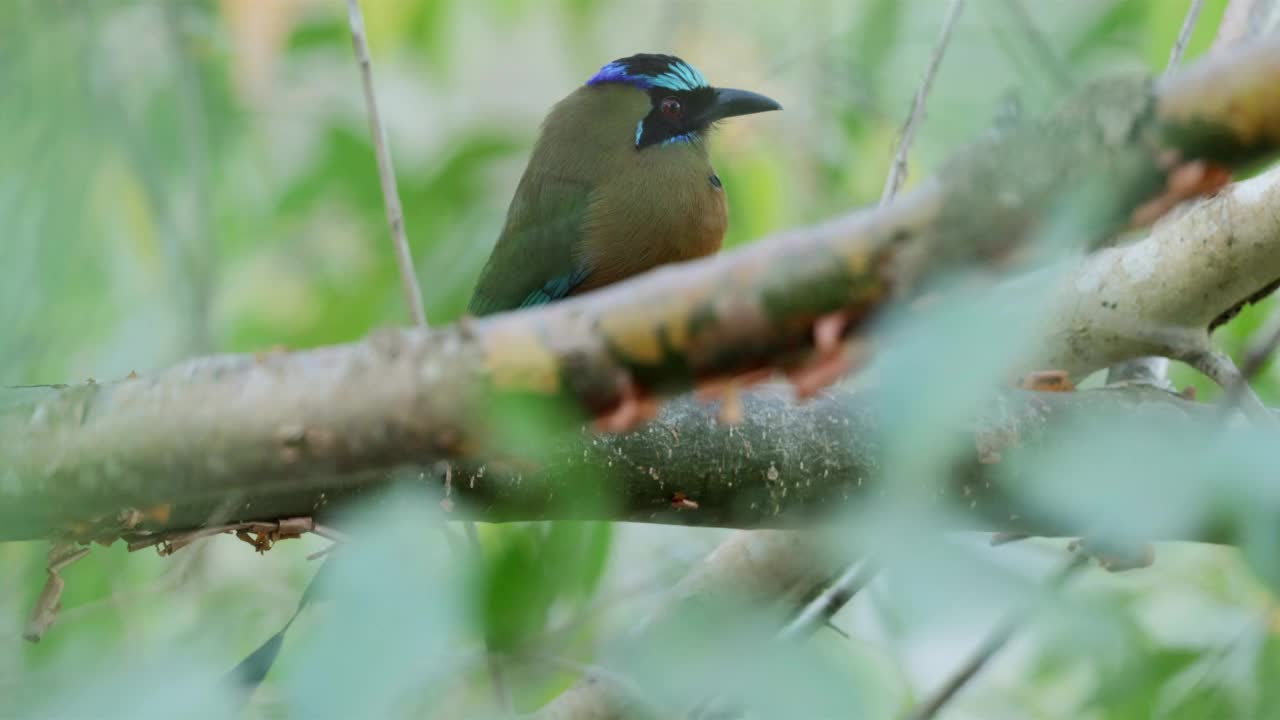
[706,87,782,122]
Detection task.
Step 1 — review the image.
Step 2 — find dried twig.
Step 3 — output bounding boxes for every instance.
[904,556,1086,720]
[23,543,91,642]
[305,524,349,561]
[777,561,877,641]
[345,0,428,328]
[879,0,966,206]
[311,523,349,543]
[126,517,316,556]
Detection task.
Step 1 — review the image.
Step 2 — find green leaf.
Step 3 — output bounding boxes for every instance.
[854,0,903,85]
[476,525,556,652]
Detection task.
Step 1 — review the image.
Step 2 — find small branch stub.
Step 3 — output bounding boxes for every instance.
[23,543,91,643]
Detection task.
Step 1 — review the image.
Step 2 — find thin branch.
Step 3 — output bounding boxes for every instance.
[879,0,966,206]
[904,556,1086,720]
[1182,348,1275,424]
[777,561,878,641]
[1219,303,1280,413]
[1240,304,1280,382]
[345,0,428,328]
[1168,0,1209,71]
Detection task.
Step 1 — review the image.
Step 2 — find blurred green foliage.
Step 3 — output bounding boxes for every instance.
[3,0,1280,718]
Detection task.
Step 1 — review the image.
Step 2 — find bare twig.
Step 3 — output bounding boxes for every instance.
[126,517,315,556]
[23,543,91,642]
[1239,304,1280,382]
[879,0,966,206]
[1219,304,1280,413]
[305,523,349,560]
[1168,0,1209,71]
[1183,348,1274,424]
[312,523,349,543]
[345,0,428,328]
[777,560,878,641]
[904,556,1086,720]
[306,544,338,562]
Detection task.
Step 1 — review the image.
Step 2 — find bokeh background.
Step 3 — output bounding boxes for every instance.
[4,1,1280,718]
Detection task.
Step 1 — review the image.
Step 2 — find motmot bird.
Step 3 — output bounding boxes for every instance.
[468,54,780,315]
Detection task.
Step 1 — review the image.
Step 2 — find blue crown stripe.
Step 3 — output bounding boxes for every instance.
[587,57,708,92]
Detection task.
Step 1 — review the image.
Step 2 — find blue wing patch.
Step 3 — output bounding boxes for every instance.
[519,268,591,308]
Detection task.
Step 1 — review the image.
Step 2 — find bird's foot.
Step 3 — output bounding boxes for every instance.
[592,374,660,433]
[1132,157,1232,228]
[695,368,774,425]
[787,311,866,400]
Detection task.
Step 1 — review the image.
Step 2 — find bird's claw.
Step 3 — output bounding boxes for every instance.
[787,311,864,400]
[592,375,660,433]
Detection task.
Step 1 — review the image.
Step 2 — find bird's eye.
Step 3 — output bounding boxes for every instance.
[660,97,683,121]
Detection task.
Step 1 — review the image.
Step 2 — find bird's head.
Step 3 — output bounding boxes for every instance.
[585,53,780,150]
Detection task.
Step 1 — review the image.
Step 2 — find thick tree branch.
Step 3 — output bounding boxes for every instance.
[5,43,1280,543]
[534,18,1280,720]
[1030,164,1280,377]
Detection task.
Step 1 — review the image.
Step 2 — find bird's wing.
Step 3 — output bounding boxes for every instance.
[467,174,595,316]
